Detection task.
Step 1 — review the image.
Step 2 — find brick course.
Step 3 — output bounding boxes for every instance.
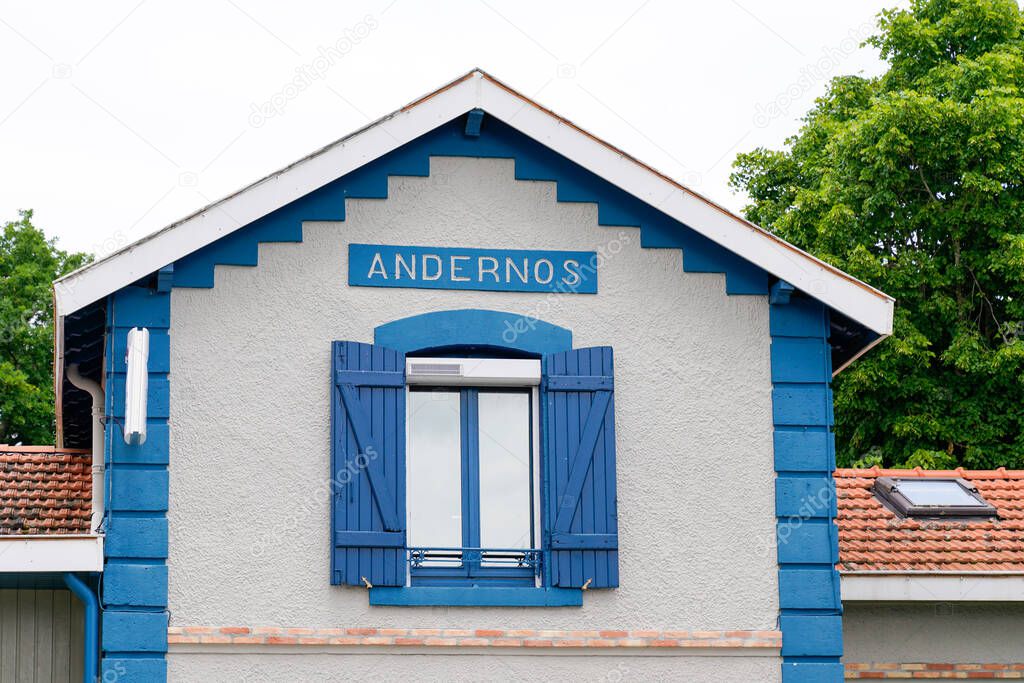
[846,663,1024,679]
[167,626,781,650]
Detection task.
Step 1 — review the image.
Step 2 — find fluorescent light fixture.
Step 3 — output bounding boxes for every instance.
[124,327,149,445]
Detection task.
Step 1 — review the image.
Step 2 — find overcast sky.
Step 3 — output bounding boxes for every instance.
[0,0,900,258]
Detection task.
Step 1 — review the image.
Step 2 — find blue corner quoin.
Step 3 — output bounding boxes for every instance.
[771,296,843,683]
[103,285,170,681]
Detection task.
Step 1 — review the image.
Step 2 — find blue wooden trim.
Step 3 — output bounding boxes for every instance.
[336,382,403,531]
[369,587,582,607]
[331,341,407,587]
[155,264,174,292]
[771,296,842,681]
[101,611,168,653]
[102,658,166,681]
[103,286,170,680]
[553,390,612,533]
[545,375,613,391]
[770,279,795,305]
[173,116,767,298]
[464,108,484,137]
[550,532,617,549]
[334,369,405,387]
[334,531,406,547]
[375,309,572,356]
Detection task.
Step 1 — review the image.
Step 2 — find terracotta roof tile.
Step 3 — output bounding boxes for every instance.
[835,468,1024,572]
[0,446,92,535]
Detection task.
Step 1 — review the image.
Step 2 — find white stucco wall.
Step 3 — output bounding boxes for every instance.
[168,651,776,682]
[167,157,778,679]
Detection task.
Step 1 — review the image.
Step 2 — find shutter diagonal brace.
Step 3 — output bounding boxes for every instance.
[337,382,403,531]
[553,389,612,533]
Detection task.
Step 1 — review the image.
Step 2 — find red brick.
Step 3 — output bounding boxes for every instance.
[650,639,679,647]
[346,628,378,636]
[424,637,458,646]
[220,627,250,635]
[266,636,298,645]
[599,630,628,638]
[926,664,956,671]
[456,638,489,647]
[552,639,585,648]
[362,636,394,645]
[491,639,523,647]
[475,629,504,638]
[394,637,425,646]
[587,639,616,647]
[327,637,361,645]
[523,640,553,648]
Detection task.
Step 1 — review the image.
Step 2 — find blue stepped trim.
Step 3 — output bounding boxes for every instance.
[173,116,767,297]
[369,587,582,607]
[375,308,572,356]
[103,285,170,681]
[770,296,842,683]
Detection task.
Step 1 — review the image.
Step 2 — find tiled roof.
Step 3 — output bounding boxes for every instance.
[0,446,92,535]
[836,468,1024,572]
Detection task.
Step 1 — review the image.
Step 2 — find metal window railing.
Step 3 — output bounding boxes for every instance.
[408,547,543,574]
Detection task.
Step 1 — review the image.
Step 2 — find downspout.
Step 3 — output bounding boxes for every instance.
[66,364,105,533]
[63,573,99,683]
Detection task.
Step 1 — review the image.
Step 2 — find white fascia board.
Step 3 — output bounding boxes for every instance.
[54,71,894,338]
[52,74,479,318]
[842,573,1024,602]
[0,535,104,572]
[478,79,893,336]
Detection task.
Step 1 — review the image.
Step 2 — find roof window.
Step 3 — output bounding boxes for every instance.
[873,477,996,518]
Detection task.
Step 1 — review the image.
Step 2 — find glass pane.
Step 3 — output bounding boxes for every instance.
[897,480,984,507]
[407,390,462,550]
[478,391,532,553]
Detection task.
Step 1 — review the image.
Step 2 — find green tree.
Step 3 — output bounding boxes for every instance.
[0,211,90,444]
[731,0,1024,469]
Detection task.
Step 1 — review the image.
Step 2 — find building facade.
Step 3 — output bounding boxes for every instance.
[42,70,897,682]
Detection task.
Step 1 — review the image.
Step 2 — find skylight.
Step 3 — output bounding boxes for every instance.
[873,477,997,518]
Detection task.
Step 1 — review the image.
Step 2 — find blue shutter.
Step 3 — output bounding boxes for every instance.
[331,341,407,587]
[543,346,618,588]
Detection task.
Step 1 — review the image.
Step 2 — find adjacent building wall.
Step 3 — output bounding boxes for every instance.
[844,602,1024,664]
[0,589,85,682]
[167,157,780,679]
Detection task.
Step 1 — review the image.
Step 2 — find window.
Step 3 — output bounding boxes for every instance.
[330,337,619,595]
[874,477,996,518]
[406,358,540,586]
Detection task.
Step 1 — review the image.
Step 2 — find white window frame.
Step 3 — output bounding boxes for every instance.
[404,357,543,587]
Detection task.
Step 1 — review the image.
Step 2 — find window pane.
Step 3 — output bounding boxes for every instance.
[897,480,984,507]
[478,391,532,551]
[407,390,462,549]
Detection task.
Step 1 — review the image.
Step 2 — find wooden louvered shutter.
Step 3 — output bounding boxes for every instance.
[330,341,407,587]
[543,346,619,588]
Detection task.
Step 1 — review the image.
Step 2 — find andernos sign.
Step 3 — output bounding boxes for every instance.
[348,244,598,294]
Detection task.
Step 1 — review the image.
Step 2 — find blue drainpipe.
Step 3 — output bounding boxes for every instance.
[64,573,99,683]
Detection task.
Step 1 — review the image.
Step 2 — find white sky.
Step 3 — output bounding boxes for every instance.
[0,0,898,258]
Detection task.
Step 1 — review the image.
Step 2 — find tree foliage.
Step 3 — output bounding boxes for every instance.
[731,0,1024,468]
[0,211,90,445]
